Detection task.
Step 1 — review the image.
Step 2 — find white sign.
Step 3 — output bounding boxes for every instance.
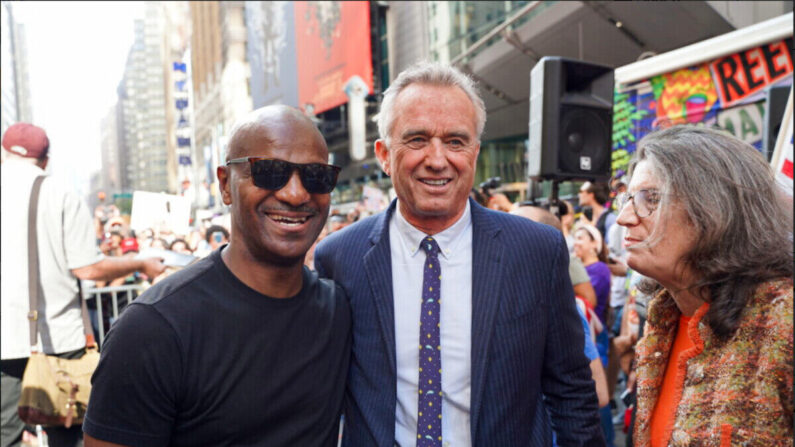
[129,191,192,236]
[770,87,793,196]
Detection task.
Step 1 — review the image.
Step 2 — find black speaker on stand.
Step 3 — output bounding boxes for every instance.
[527,57,614,182]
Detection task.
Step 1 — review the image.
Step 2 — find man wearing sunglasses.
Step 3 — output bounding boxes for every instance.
[84,105,351,447]
[315,62,603,446]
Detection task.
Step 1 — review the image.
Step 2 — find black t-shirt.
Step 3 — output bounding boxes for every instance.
[83,248,351,447]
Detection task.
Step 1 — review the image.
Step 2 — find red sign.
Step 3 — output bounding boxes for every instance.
[294,1,373,114]
[710,39,793,107]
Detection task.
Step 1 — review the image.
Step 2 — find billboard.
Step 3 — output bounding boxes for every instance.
[245,1,299,108]
[612,38,793,175]
[294,1,373,114]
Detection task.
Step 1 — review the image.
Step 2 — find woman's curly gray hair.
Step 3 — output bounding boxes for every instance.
[631,125,793,339]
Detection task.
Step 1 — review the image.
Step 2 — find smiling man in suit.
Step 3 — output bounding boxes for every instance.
[315,61,604,446]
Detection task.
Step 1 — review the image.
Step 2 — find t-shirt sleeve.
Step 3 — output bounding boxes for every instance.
[578,307,599,361]
[83,303,183,447]
[568,257,590,286]
[61,189,103,269]
[591,264,612,296]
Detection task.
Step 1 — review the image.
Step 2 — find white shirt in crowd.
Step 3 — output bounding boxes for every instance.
[1,159,103,359]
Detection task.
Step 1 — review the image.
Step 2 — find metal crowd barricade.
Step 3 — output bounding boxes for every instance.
[82,283,146,346]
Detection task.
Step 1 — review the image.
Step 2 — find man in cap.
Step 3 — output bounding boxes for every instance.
[83,105,351,446]
[0,123,166,447]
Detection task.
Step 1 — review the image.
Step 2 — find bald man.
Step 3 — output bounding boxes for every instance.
[84,106,351,447]
[511,205,608,410]
[512,206,597,308]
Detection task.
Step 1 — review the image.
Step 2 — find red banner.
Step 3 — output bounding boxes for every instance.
[294,1,373,114]
[710,39,793,107]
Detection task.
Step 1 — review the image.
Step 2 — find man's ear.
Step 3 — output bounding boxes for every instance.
[217,166,233,205]
[374,139,390,176]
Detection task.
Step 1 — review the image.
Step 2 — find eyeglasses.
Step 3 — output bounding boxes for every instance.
[617,189,661,218]
[226,157,341,194]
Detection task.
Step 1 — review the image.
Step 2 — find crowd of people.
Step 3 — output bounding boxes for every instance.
[1,60,791,447]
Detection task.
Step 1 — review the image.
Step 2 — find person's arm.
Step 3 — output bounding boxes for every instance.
[573,281,597,309]
[71,256,165,282]
[61,191,166,283]
[569,258,597,308]
[579,308,609,408]
[590,358,609,408]
[84,435,128,447]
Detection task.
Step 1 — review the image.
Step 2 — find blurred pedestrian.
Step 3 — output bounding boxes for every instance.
[168,238,193,255]
[560,199,577,253]
[578,181,615,241]
[93,192,120,244]
[616,126,793,446]
[205,224,229,251]
[572,223,615,446]
[0,123,165,447]
[84,105,351,446]
[149,237,168,250]
[327,213,347,233]
[486,192,513,212]
[315,61,603,446]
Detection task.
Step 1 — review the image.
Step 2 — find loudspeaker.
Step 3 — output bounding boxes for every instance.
[528,57,614,181]
[763,84,790,162]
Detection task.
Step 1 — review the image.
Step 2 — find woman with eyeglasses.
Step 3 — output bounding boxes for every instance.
[616,125,793,447]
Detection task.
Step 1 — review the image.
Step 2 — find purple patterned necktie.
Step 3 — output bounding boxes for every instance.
[417,237,442,447]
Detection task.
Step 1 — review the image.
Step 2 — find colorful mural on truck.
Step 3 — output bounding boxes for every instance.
[611,38,794,175]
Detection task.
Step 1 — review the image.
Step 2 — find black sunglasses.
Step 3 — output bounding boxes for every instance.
[226,157,341,194]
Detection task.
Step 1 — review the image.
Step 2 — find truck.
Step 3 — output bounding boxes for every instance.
[610,13,793,177]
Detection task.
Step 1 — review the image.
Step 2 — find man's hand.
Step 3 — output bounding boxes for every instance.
[139,257,166,280]
[607,257,628,276]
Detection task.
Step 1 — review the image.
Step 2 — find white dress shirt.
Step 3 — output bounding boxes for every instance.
[391,200,473,447]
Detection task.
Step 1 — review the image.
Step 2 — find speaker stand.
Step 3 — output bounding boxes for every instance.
[549,180,561,218]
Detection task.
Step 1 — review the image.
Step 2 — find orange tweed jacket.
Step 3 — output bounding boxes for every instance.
[632,278,793,447]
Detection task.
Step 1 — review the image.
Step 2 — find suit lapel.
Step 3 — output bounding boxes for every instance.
[468,199,504,442]
[363,200,398,373]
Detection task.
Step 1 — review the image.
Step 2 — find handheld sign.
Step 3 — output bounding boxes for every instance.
[129,191,192,236]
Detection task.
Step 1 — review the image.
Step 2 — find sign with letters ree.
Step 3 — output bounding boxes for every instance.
[710,39,794,107]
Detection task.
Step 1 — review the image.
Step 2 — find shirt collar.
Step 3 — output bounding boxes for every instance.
[393,199,471,260]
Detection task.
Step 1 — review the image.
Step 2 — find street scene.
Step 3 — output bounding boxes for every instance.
[1,1,793,447]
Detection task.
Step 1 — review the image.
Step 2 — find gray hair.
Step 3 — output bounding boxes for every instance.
[377,61,486,144]
[630,125,793,339]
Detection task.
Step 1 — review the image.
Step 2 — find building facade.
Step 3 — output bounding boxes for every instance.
[1,1,32,135]
[117,3,170,194]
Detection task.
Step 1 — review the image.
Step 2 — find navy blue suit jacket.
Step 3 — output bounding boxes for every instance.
[315,199,604,446]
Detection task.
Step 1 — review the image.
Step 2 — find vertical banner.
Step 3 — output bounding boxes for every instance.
[770,87,793,196]
[294,1,373,114]
[245,1,299,108]
[345,75,369,160]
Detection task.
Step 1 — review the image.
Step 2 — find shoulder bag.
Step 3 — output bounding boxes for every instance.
[17,175,100,428]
